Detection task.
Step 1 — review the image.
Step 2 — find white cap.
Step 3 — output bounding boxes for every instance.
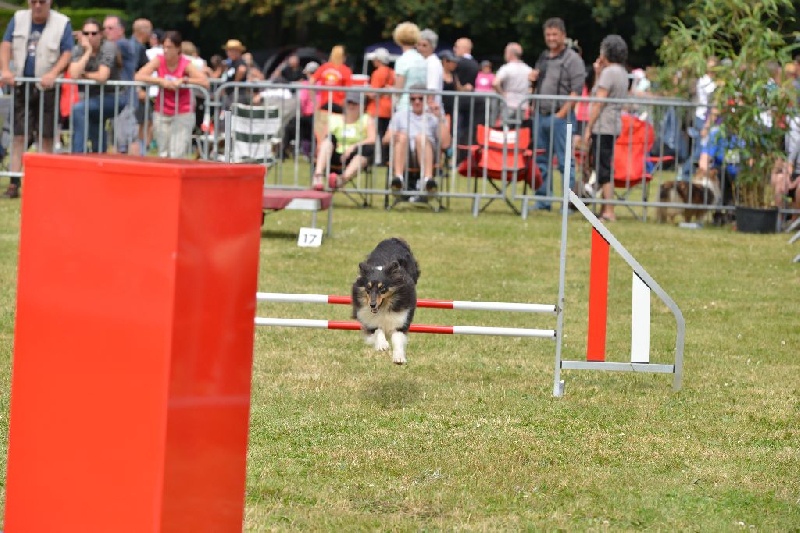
[303,61,319,73]
[366,47,391,64]
[632,68,646,79]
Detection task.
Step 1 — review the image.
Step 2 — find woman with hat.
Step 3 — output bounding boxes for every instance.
[284,61,320,158]
[365,47,395,141]
[220,39,248,104]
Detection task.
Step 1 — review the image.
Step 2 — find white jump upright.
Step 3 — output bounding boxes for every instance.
[551,123,685,397]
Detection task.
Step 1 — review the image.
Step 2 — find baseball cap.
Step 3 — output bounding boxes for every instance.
[303,61,319,74]
[366,47,391,64]
[345,92,361,104]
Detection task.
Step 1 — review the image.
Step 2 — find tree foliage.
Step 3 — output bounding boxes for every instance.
[183,0,696,64]
[658,0,799,207]
[46,0,800,70]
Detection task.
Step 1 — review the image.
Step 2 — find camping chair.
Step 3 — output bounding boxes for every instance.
[312,127,374,208]
[457,124,541,216]
[382,127,449,213]
[224,103,282,165]
[612,113,655,220]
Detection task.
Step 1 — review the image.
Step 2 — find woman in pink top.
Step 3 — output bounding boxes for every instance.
[135,31,209,158]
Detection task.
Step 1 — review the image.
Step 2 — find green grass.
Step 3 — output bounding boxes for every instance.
[1,172,799,530]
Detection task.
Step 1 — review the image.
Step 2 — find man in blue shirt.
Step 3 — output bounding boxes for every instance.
[0,0,73,198]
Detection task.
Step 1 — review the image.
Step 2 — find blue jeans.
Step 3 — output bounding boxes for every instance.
[533,111,575,209]
[71,94,120,153]
[681,115,706,179]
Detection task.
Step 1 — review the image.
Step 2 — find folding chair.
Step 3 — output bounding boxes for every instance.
[226,103,282,165]
[613,114,655,220]
[382,117,451,213]
[457,124,541,216]
[312,128,374,208]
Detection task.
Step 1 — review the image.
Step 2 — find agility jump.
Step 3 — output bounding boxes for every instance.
[256,125,685,397]
[256,293,557,338]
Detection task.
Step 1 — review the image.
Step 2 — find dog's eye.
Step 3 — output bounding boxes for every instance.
[379,286,388,294]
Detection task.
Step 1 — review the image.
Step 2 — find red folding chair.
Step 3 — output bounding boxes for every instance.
[613,114,655,220]
[457,125,542,215]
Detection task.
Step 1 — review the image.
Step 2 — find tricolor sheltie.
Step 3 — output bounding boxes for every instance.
[657,169,722,224]
[352,238,420,365]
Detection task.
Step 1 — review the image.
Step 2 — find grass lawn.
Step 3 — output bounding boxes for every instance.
[0,173,798,530]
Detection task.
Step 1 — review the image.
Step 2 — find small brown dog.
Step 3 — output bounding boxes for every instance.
[657,169,722,224]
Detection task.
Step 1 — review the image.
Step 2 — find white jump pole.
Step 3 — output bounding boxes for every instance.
[255,317,556,338]
[256,292,557,314]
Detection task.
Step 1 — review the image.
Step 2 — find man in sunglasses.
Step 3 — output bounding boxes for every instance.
[0,0,73,199]
[383,84,451,201]
[68,18,122,154]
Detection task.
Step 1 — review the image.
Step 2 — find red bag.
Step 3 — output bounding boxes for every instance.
[60,71,80,119]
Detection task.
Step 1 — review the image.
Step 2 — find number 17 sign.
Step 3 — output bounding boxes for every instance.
[297,227,323,248]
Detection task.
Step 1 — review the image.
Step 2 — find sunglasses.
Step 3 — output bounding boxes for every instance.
[82,31,99,36]
[410,96,424,102]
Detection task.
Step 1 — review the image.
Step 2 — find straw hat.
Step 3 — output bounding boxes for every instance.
[222,39,246,51]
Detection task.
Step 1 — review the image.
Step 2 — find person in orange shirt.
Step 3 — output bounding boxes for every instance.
[312,44,352,113]
[365,47,394,142]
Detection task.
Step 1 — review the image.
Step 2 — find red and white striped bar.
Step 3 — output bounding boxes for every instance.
[256,292,557,314]
[255,318,556,338]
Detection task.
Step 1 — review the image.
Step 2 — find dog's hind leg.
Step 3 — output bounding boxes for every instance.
[373,329,390,352]
[390,331,407,365]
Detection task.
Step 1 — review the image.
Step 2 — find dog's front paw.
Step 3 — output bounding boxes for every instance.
[390,331,408,365]
[374,330,390,351]
[375,337,390,351]
[363,332,376,346]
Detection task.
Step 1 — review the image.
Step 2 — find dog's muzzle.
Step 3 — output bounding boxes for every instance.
[369,294,381,313]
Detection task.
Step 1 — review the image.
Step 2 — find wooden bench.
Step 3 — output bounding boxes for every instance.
[262,189,334,237]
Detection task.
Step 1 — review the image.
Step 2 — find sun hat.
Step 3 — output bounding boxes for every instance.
[222,39,246,51]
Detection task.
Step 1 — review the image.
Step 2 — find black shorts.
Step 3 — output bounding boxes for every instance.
[331,143,375,167]
[14,85,56,138]
[589,133,616,185]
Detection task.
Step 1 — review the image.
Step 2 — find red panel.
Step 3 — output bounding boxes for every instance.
[587,228,610,362]
[5,154,264,532]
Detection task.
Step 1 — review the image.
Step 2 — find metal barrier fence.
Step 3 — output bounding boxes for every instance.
[2,77,797,222]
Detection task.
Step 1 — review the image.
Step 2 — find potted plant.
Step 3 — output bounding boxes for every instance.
[657,0,798,233]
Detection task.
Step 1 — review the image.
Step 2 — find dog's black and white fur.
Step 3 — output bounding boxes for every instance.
[351,238,420,365]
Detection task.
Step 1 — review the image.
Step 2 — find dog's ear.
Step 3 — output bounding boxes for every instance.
[358,262,370,276]
[385,260,401,275]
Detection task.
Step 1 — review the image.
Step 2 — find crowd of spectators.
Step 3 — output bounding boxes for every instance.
[1,1,798,217]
